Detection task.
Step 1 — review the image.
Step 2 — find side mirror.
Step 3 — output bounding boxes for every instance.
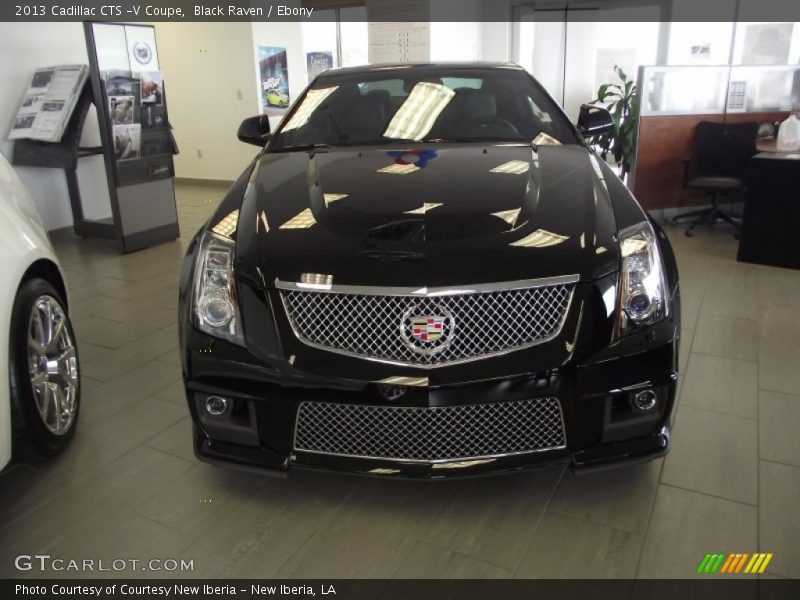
[577,103,615,137]
[238,114,271,146]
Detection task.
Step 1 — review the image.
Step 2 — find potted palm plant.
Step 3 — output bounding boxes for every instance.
[590,65,640,182]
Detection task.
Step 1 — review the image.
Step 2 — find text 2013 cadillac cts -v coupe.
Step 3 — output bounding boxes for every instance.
[179,63,680,478]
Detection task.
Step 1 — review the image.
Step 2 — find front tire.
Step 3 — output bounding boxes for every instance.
[9,278,80,456]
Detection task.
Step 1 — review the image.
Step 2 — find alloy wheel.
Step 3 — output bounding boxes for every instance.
[26,295,79,435]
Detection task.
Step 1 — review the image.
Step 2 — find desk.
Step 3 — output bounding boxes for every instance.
[738,152,800,269]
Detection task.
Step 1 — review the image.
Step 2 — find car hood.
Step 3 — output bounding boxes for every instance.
[237,144,619,288]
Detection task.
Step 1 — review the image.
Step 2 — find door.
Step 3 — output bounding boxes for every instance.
[513,1,666,120]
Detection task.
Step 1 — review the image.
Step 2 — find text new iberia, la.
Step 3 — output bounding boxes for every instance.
[176,584,336,596]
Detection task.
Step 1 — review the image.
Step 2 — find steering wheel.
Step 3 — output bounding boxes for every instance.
[464,117,521,138]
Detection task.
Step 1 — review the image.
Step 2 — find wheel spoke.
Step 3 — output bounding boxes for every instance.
[48,315,65,352]
[57,347,79,388]
[65,384,76,415]
[52,384,65,431]
[28,335,44,355]
[43,300,55,346]
[31,309,46,351]
[31,372,48,417]
[55,346,75,365]
[36,381,51,424]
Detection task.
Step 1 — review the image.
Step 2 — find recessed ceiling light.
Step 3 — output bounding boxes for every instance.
[509,229,569,248]
[490,160,530,175]
[280,208,316,229]
[405,202,442,214]
[378,163,420,175]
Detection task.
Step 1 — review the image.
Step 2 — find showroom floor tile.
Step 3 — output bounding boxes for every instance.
[547,459,662,535]
[661,406,758,505]
[758,461,800,579]
[419,467,563,571]
[1,184,798,579]
[637,485,758,579]
[679,353,758,419]
[393,540,514,579]
[515,510,645,579]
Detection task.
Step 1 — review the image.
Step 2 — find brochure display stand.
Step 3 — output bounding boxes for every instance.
[79,21,180,253]
[9,64,89,143]
[12,82,119,240]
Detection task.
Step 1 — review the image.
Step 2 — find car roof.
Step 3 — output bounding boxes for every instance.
[316,62,525,78]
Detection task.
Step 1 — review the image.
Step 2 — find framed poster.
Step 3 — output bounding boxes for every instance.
[125,25,160,73]
[258,46,290,116]
[741,23,793,66]
[307,51,333,81]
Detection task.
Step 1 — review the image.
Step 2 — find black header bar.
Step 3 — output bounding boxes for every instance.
[3,0,800,23]
[4,579,800,600]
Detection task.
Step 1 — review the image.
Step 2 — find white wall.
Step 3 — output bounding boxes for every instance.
[428,0,511,63]
[0,23,111,231]
[430,22,482,61]
[155,22,261,182]
[429,0,482,61]
[481,0,511,62]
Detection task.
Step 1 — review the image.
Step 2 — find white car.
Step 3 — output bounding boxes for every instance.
[0,152,79,469]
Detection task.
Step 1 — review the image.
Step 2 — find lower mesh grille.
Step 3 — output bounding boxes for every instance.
[293,397,566,462]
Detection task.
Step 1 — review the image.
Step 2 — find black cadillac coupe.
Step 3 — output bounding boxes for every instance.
[178,63,680,478]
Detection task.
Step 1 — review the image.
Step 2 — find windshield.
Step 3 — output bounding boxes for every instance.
[270,67,579,150]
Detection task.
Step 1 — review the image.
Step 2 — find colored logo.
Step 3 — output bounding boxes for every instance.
[387,149,439,169]
[132,41,153,65]
[400,306,454,356]
[410,316,444,342]
[696,553,773,574]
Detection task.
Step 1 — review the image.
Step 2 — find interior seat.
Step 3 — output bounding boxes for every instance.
[431,89,521,140]
[341,94,388,142]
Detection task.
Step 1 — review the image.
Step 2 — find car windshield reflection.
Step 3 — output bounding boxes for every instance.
[270,66,579,150]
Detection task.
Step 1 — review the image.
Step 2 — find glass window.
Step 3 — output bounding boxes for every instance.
[340,7,368,68]
[359,79,406,96]
[301,9,338,79]
[639,66,730,115]
[441,77,483,90]
[667,22,735,65]
[271,67,579,149]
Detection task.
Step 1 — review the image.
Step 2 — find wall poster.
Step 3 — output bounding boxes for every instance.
[258,46,290,115]
[306,51,333,81]
[366,0,430,64]
[741,23,793,66]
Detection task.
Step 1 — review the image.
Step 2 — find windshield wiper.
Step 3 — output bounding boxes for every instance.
[272,143,333,153]
[418,138,464,143]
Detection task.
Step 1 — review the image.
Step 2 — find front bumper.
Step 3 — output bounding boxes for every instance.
[182,324,677,479]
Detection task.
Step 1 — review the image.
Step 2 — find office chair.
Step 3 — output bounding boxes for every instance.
[672,121,758,237]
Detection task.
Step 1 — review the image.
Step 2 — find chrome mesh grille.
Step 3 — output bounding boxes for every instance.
[294,398,566,462]
[279,282,574,367]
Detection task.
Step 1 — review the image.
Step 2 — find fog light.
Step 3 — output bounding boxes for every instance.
[632,389,658,411]
[205,395,230,416]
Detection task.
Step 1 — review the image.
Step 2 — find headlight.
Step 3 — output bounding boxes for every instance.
[192,231,244,345]
[615,221,668,337]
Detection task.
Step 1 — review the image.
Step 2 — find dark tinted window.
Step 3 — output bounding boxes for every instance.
[271,67,578,150]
